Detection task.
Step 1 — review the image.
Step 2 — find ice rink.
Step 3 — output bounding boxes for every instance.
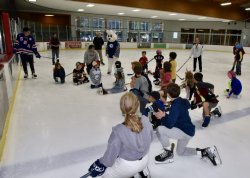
[0,49,250,178]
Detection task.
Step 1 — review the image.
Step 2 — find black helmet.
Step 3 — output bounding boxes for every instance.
[115,61,121,68]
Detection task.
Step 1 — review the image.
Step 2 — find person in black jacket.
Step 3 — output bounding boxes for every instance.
[50,33,60,65]
[53,61,65,84]
[93,32,105,65]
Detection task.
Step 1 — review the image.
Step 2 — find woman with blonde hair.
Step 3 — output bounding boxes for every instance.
[88,93,153,178]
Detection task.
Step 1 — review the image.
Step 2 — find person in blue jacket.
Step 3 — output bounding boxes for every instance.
[225,71,242,98]
[14,27,41,79]
[153,83,219,165]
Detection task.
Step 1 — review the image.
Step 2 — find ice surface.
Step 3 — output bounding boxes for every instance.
[1,49,250,178]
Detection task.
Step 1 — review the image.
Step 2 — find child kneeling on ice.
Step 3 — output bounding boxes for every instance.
[90,61,104,88]
[225,71,242,98]
[153,83,222,166]
[53,61,65,84]
[73,62,89,85]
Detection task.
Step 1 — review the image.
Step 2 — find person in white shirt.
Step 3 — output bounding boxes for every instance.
[189,38,203,72]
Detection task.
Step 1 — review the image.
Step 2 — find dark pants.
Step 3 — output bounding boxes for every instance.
[86,64,92,74]
[20,54,35,74]
[236,61,241,75]
[52,48,59,62]
[193,55,202,72]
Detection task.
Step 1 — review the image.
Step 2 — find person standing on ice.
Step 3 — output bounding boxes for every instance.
[153,83,221,166]
[189,37,203,72]
[14,27,41,79]
[106,30,120,75]
[87,93,153,178]
[50,33,60,65]
[93,32,105,65]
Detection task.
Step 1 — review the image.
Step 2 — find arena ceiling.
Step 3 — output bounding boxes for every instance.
[2,0,250,22]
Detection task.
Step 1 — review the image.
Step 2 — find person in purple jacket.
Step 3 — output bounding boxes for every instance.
[87,93,153,178]
[154,83,221,166]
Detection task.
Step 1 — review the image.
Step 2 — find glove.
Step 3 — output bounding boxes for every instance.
[88,159,107,177]
[190,101,197,110]
[35,52,41,58]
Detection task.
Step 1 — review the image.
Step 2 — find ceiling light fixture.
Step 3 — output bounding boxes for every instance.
[178,19,186,21]
[132,9,141,12]
[198,17,207,19]
[45,14,54,17]
[28,0,36,2]
[151,16,158,18]
[169,13,177,16]
[86,4,95,7]
[222,20,230,22]
[77,9,84,12]
[220,2,232,6]
[118,13,125,15]
[245,8,250,11]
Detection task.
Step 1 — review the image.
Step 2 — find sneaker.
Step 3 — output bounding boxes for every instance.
[202,116,211,128]
[52,61,55,65]
[32,73,37,78]
[155,149,174,164]
[24,73,28,79]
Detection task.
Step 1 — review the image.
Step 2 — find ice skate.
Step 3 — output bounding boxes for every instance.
[24,73,28,79]
[32,73,37,79]
[155,149,174,164]
[98,87,103,95]
[199,146,222,166]
[211,106,222,117]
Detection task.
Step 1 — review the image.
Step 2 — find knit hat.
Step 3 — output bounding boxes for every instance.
[194,72,203,82]
[228,71,236,78]
[148,91,160,100]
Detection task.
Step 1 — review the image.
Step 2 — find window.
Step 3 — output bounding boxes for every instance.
[107,20,121,29]
[152,22,163,31]
[140,21,149,31]
[173,32,178,39]
[79,17,89,28]
[93,18,105,28]
[129,21,139,30]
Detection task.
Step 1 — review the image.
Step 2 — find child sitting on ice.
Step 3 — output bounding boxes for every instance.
[53,61,65,84]
[90,61,105,90]
[225,71,242,98]
[73,62,89,85]
[104,61,127,94]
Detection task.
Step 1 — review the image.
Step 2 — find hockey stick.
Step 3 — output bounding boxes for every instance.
[176,74,184,80]
[65,72,73,77]
[176,57,191,73]
[80,172,91,178]
[127,57,155,76]
[41,56,53,59]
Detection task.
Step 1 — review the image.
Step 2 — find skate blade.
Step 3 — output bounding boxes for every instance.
[213,146,222,165]
[154,158,174,164]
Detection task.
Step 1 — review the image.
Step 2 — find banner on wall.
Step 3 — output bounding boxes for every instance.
[65,41,82,48]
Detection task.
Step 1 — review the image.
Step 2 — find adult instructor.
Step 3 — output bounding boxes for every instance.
[93,32,105,65]
[189,37,203,72]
